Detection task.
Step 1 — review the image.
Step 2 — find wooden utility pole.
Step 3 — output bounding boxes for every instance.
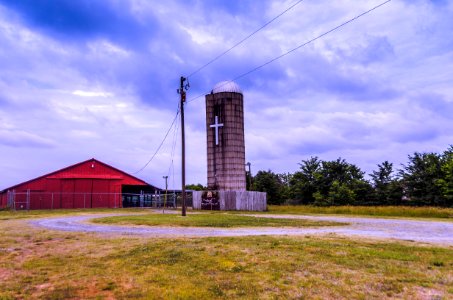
[246,162,252,190]
[162,175,168,214]
[178,76,188,216]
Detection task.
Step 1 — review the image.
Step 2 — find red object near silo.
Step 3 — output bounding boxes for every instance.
[0,158,159,209]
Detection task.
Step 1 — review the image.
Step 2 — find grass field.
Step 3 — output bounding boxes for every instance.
[267,205,453,219]
[1,205,451,220]
[92,212,344,228]
[0,209,452,299]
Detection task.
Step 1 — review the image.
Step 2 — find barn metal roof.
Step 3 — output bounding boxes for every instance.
[0,158,159,193]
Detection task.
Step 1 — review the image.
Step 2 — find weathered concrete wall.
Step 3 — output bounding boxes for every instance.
[192,190,267,212]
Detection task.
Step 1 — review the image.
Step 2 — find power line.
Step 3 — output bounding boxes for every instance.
[164,109,180,190]
[186,0,306,78]
[135,0,393,177]
[187,0,393,104]
[232,0,393,83]
[134,107,180,174]
[167,104,181,179]
[168,113,180,176]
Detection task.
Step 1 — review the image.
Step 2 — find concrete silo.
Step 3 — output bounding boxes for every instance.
[205,81,246,191]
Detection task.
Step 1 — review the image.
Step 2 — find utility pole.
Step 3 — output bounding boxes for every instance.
[246,162,252,190]
[162,175,168,214]
[178,76,189,216]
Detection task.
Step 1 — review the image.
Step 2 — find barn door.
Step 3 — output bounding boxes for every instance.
[74,179,92,208]
[60,180,75,209]
[91,179,110,208]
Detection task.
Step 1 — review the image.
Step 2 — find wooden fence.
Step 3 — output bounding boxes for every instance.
[193,190,267,211]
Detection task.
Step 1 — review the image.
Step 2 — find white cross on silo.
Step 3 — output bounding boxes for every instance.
[210,115,224,146]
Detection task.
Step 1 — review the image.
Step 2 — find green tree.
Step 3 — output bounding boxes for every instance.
[400,152,444,206]
[350,179,374,205]
[436,146,453,206]
[371,161,393,187]
[313,179,370,206]
[289,157,321,204]
[185,184,205,191]
[289,157,371,206]
[327,180,356,205]
[277,172,292,201]
[370,161,403,205]
[253,170,285,205]
[313,191,331,206]
[316,158,368,205]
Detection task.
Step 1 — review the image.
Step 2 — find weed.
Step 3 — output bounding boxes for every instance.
[209,284,224,296]
[44,285,78,300]
[102,281,116,291]
[432,261,445,267]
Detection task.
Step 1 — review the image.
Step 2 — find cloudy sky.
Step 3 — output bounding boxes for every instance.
[0,0,452,190]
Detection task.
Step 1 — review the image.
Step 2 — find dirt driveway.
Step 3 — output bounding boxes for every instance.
[30,213,453,246]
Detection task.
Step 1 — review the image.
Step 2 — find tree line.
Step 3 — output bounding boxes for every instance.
[250,146,453,207]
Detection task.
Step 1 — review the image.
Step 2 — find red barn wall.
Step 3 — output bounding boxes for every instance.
[0,159,153,209]
[0,193,6,208]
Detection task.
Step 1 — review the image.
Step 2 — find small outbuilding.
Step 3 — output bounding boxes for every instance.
[0,158,160,210]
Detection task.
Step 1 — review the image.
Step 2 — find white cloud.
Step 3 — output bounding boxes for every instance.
[0,129,56,148]
[72,90,114,97]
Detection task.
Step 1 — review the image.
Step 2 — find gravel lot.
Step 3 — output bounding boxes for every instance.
[31,213,453,246]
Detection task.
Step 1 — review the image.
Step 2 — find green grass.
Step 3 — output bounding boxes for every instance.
[0,216,451,299]
[92,212,344,227]
[267,205,453,219]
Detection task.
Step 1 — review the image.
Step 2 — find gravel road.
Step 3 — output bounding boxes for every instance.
[30,213,453,246]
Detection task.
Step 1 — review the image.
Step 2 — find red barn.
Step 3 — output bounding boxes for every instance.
[0,158,160,210]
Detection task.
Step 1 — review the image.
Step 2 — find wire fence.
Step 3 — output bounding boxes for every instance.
[5,190,193,210]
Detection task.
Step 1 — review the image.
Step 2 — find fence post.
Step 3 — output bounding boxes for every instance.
[12,190,16,210]
[7,190,16,210]
[27,189,30,211]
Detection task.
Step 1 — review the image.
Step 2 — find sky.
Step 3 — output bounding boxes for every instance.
[0,0,452,190]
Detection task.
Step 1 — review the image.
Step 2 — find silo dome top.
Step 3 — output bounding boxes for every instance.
[212,81,242,94]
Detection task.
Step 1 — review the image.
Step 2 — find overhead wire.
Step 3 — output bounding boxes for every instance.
[166,103,181,184]
[135,0,393,174]
[133,0,306,175]
[187,0,393,104]
[186,0,306,79]
[134,106,180,174]
[167,116,179,190]
[232,0,393,83]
